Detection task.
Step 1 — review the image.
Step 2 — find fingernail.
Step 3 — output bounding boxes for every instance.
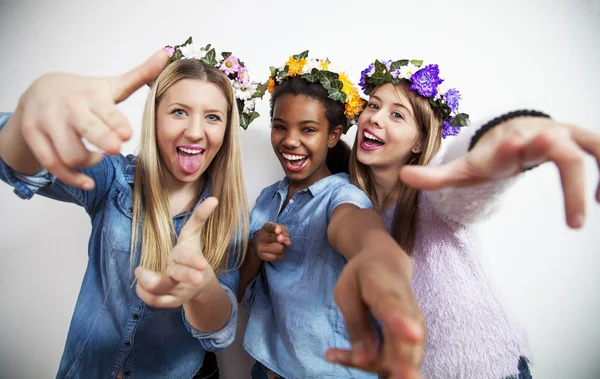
[572,213,585,228]
[325,351,342,363]
[82,181,94,190]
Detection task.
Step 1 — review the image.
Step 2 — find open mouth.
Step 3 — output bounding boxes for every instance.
[280,151,309,172]
[177,146,205,174]
[360,129,385,151]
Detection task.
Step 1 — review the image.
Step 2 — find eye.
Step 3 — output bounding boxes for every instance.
[206,114,222,122]
[302,127,316,133]
[171,108,187,117]
[271,124,285,131]
[392,111,404,120]
[367,102,379,110]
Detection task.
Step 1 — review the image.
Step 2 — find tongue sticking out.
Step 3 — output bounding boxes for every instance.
[177,151,202,174]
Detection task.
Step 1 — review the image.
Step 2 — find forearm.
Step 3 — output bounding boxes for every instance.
[0,109,43,175]
[236,241,263,302]
[183,275,232,333]
[328,207,412,277]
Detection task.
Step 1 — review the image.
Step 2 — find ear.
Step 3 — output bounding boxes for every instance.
[328,125,343,148]
[412,140,423,154]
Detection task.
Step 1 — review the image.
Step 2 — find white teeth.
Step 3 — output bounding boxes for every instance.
[281,153,307,161]
[178,147,203,154]
[364,131,384,143]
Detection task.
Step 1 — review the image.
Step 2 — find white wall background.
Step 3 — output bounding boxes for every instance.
[0,0,599,378]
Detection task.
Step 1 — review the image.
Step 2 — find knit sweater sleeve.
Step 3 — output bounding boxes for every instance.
[422,119,518,226]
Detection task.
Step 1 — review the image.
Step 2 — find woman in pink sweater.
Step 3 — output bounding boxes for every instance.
[324,59,600,378]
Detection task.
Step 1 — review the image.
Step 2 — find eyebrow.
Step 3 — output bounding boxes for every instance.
[272,117,321,126]
[371,95,415,119]
[168,103,225,116]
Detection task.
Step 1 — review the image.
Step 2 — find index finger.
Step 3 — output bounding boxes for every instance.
[179,197,219,241]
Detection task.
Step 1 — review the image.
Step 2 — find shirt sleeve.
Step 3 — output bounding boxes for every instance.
[0,112,119,215]
[327,182,373,221]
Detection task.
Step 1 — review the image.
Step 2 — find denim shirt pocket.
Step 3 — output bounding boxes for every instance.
[102,187,134,256]
[269,220,309,273]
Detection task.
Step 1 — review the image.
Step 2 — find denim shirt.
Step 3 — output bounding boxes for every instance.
[243,173,377,379]
[0,112,240,379]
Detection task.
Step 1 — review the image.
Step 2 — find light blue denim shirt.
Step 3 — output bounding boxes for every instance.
[243,173,377,379]
[0,112,240,379]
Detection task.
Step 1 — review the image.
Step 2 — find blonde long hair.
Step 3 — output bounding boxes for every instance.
[350,81,443,253]
[130,59,249,273]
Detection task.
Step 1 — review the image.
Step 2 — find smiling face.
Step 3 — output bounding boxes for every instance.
[270,94,342,189]
[155,78,228,187]
[356,83,423,172]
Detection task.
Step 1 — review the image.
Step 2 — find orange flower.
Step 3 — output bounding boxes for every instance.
[286,56,306,77]
[319,59,330,70]
[267,76,276,93]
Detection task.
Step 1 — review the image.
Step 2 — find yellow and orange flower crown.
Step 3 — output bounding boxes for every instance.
[267,50,365,133]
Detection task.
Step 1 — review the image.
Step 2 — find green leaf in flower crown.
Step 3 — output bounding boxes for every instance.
[277,67,288,82]
[252,83,266,98]
[182,37,193,47]
[239,111,260,130]
[368,70,389,86]
[269,66,277,78]
[300,72,319,82]
[293,50,309,60]
[390,60,409,71]
[202,48,218,66]
[222,52,232,59]
[328,89,347,103]
[374,60,387,73]
[317,71,339,91]
[203,43,212,51]
[410,59,423,67]
[451,113,470,127]
[170,49,183,63]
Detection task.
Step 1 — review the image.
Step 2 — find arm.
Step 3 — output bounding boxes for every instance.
[324,189,425,378]
[236,239,263,301]
[401,112,600,229]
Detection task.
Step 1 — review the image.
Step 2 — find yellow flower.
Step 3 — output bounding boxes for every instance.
[267,76,276,93]
[319,59,330,70]
[286,56,306,77]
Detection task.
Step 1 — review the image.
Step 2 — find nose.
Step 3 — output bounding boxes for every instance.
[281,129,301,149]
[183,116,205,141]
[369,108,385,129]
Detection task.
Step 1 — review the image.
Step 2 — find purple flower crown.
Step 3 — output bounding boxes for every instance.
[158,37,266,129]
[360,59,469,138]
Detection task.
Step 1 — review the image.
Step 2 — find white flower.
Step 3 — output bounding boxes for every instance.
[401,63,420,79]
[301,59,320,74]
[235,83,258,100]
[243,98,256,113]
[179,43,206,60]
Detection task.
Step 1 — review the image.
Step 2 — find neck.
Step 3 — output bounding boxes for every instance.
[164,172,206,217]
[287,164,331,201]
[370,164,403,212]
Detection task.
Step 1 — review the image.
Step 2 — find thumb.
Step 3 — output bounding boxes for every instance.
[399,158,472,190]
[178,197,219,242]
[109,49,169,103]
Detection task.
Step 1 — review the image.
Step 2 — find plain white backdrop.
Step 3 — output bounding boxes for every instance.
[0,0,599,378]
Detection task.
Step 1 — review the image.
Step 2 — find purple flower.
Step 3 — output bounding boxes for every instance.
[444,88,461,113]
[359,63,375,92]
[219,55,240,76]
[442,120,462,139]
[409,64,444,98]
[163,45,175,58]
[391,69,401,78]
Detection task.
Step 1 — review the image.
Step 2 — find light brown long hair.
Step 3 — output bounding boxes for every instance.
[130,59,249,273]
[350,81,443,253]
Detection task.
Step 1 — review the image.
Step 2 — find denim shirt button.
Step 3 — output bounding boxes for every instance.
[125,341,131,347]
[124,371,132,376]
[132,314,139,320]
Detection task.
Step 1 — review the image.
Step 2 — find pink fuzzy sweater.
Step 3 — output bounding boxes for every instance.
[382,126,531,379]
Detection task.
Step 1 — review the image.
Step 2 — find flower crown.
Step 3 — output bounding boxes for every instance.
[266,50,365,134]
[360,59,469,138]
[161,37,266,129]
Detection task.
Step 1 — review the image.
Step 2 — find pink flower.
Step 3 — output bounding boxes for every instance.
[219,55,240,76]
[163,45,175,58]
[237,66,250,87]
